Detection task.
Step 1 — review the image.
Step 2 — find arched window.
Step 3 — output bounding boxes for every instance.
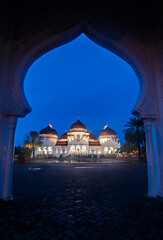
[82,145,86,152]
[76,145,80,152]
[48,147,52,154]
[38,147,42,152]
[109,147,114,154]
[104,147,108,154]
[70,145,75,152]
[43,147,47,155]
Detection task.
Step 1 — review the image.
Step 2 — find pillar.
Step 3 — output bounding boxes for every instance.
[144,119,157,197]
[153,119,163,197]
[2,116,17,201]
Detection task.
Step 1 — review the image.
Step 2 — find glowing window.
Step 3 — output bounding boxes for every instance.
[104,147,108,153]
[70,145,75,152]
[108,149,112,154]
[76,145,80,151]
[43,147,47,154]
[48,147,52,154]
[82,146,86,152]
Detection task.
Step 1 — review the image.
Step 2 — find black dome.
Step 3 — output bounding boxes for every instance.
[89,132,97,140]
[70,119,87,132]
[60,132,68,140]
[39,124,58,136]
[99,125,116,137]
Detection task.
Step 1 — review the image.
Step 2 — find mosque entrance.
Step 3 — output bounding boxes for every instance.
[76,146,80,155]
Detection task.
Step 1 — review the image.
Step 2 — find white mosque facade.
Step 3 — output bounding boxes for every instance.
[35,119,121,157]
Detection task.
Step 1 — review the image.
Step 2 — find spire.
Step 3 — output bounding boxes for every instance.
[77,116,80,122]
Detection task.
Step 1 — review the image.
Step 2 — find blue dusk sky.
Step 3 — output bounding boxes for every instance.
[15,34,139,147]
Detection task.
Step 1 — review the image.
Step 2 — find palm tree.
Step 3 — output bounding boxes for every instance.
[24,131,42,158]
[123,117,145,161]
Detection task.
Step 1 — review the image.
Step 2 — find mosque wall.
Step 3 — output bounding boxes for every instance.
[35,120,120,157]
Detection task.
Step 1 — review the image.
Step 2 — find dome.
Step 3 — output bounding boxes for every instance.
[70,119,87,132]
[60,132,68,140]
[99,125,117,138]
[89,132,97,140]
[39,124,58,136]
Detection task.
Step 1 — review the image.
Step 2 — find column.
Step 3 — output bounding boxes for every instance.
[2,116,17,201]
[153,119,163,197]
[144,119,157,197]
[52,146,55,157]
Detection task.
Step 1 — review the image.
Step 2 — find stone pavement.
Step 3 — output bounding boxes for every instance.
[0,163,163,240]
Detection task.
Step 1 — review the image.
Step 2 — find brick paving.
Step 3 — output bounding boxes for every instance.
[0,163,163,240]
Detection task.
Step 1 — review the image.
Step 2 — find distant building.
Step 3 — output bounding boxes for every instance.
[35,119,120,157]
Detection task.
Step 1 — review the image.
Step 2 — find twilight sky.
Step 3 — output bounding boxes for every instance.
[15,34,139,146]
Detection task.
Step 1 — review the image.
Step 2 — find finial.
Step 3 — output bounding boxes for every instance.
[78,116,79,120]
[48,123,52,128]
[65,130,67,132]
[104,124,108,129]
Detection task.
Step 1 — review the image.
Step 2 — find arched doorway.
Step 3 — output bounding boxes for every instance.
[0,23,159,200]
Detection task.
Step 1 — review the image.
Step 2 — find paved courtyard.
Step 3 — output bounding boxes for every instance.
[0,163,163,240]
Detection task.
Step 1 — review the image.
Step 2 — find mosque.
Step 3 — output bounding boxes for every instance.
[35,118,120,157]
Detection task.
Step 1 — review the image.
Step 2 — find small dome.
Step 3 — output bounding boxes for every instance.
[70,119,87,132]
[99,125,117,138]
[39,124,58,136]
[60,132,68,140]
[89,132,97,140]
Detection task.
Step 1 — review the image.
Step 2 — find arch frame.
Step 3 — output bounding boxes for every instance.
[1,11,163,201]
[4,22,157,120]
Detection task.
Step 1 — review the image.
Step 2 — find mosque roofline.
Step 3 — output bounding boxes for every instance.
[55,140,68,146]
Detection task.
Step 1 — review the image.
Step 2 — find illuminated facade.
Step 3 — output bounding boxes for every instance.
[35,119,120,157]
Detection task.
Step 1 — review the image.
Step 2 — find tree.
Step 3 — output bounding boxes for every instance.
[14,146,24,159]
[123,117,145,161]
[24,131,42,158]
[120,142,137,154]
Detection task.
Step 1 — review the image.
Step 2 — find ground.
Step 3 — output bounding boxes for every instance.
[0,161,163,240]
